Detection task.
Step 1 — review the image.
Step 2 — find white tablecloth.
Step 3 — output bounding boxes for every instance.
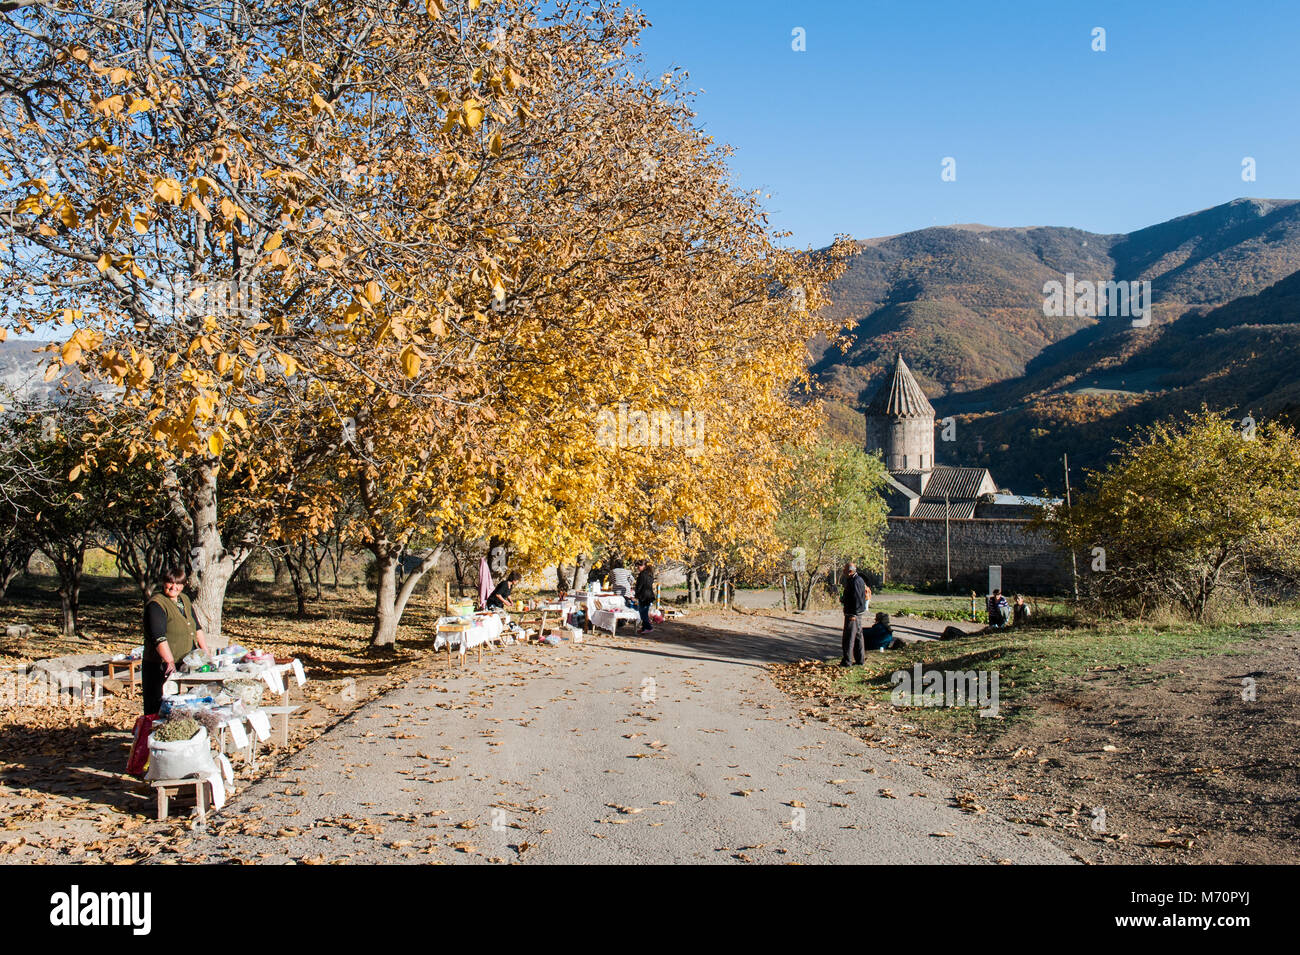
[587,593,639,634]
[434,614,505,654]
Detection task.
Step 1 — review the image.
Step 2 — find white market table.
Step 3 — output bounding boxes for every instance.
[434,613,505,665]
[585,592,640,635]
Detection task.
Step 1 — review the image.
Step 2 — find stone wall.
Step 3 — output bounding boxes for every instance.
[883,516,1073,594]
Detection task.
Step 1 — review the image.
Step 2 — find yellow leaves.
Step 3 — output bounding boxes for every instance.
[153,177,183,204]
[461,99,485,131]
[469,0,481,10]
[92,94,125,117]
[127,97,154,115]
[426,0,446,18]
[189,175,219,197]
[15,196,43,215]
[95,252,111,273]
[263,231,284,251]
[276,352,299,377]
[136,355,154,381]
[132,211,149,234]
[68,465,83,482]
[81,135,123,156]
[215,353,232,376]
[489,132,503,158]
[399,345,422,378]
[182,191,212,221]
[310,92,336,118]
[504,67,526,91]
[218,197,249,227]
[54,197,79,228]
[208,431,225,457]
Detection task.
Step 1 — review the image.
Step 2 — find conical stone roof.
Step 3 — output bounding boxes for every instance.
[865,354,935,418]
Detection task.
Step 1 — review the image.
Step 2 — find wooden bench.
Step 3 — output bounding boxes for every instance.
[151,777,213,822]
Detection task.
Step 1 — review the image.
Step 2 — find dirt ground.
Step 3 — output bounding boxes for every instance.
[0,582,465,864]
[771,616,1300,864]
[3,583,1296,864]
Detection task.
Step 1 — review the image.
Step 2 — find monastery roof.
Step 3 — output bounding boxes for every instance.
[919,466,997,500]
[865,354,935,419]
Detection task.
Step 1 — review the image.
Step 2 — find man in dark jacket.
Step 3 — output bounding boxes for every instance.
[634,560,656,634]
[840,562,867,666]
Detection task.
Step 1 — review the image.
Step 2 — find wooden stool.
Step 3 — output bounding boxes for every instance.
[151,777,212,822]
[106,658,140,697]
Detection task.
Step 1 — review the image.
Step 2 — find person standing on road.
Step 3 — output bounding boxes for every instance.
[840,562,867,667]
[634,560,657,634]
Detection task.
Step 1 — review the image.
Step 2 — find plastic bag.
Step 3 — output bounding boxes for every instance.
[145,725,217,781]
[181,649,211,671]
[223,678,264,708]
[126,714,160,777]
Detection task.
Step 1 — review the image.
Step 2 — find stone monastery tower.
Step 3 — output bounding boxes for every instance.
[864,353,935,472]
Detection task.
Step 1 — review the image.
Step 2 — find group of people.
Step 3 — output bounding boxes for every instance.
[986,589,1030,628]
[839,566,1035,664]
[602,558,658,635]
[840,562,903,666]
[488,558,659,635]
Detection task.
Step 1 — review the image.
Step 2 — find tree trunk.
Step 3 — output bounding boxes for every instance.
[48,545,84,638]
[187,463,246,648]
[574,554,592,591]
[371,549,401,647]
[0,547,30,600]
[370,546,443,648]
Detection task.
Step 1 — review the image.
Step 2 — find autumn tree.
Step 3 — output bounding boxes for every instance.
[1,400,112,635]
[1040,408,1300,619]
[0,0,528,640]
[776,440,890,611]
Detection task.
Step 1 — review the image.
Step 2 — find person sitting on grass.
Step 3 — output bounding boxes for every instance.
[986,589,1009,627]
[1012,593,1031,627]
[863,612,904,651]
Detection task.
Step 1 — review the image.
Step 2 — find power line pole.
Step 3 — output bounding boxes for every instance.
[944,494,952,592]
[1064,453,1080,602]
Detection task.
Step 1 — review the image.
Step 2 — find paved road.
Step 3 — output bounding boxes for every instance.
[195,612,1073,864]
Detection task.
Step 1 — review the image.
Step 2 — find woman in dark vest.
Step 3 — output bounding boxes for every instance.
[142,565,210,715]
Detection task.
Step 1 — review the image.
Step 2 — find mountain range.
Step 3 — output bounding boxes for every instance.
[814,198,1300,494]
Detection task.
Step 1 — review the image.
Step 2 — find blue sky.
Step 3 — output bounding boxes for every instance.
[630,0,1300,248]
